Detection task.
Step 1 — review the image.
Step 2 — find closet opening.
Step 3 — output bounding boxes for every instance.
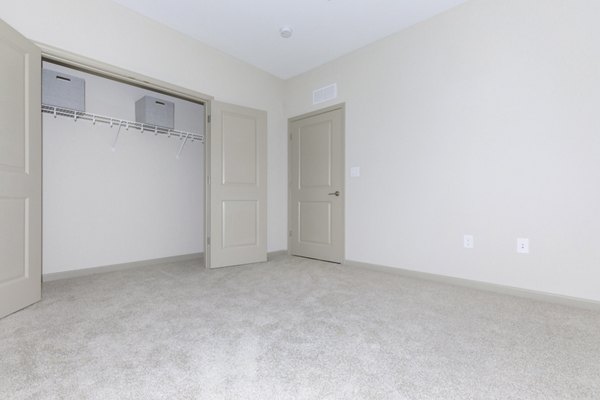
[41,58,208,280]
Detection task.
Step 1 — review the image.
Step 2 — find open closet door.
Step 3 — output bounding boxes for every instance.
[207,102,267,268]
[0,20,42,318]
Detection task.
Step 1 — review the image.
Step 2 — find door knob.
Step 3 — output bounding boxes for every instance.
[328,191,340,197]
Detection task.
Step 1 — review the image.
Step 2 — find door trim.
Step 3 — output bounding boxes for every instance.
[287,103,345,261]
[37,43,214,269]
[37,43,213,103]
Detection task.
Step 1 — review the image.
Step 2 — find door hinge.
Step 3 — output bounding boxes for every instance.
[207,237,211,245]
[207,175,211,185]
[289,133,292,141]
[289,230,292,238]
[208,115,211,123]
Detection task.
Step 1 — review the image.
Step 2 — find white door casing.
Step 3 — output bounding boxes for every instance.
[289,106,344,263]
[207,102,267,268]
[0,20,42,318]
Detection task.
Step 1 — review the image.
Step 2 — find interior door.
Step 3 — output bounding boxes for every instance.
[289,106,344,263]
[0,20,42,318]
[207,101,267,268]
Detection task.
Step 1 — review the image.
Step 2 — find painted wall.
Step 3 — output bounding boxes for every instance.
[284,0,600,302]
[3,0,599,302]
[0,0,287,253]
[42,62,204,274]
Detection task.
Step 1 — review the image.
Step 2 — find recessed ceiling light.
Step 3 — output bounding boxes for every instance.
[279,26,293,39]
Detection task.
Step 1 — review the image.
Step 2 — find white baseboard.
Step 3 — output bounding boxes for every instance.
[43,253,204,282]
[343,259,600,311]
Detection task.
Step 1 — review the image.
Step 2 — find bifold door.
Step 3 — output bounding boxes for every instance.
[207,102,267,268]
[0,17,269,321]
[0,19,42,318]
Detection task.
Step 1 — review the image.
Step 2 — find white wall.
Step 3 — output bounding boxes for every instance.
[0,0,287,253]
[42,62,205,274]
[3,0,599,301]
[285,0,600,302]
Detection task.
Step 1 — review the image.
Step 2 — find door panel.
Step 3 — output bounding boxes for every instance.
[0,199,27,283]
[298,201,331,245]
[0,20,42,318]
[290,107,344,263]
[222,200,258,248]
[0,41,28,173]
[208,102,267,268]
[222,113,257,184]
[299,123,332,187]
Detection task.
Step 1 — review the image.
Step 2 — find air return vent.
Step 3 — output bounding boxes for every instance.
[312,83,337,105]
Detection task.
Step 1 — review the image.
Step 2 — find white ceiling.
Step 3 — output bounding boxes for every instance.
[112,0,468,79]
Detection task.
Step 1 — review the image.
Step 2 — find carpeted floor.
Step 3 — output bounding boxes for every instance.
[1,255,599,399]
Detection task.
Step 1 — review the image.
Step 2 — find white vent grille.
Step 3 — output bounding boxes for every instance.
[312,83,337,105]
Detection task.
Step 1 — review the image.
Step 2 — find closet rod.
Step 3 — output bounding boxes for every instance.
[41,104,204,143]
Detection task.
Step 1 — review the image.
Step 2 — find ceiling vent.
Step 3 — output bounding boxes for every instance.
[312,83,337,105]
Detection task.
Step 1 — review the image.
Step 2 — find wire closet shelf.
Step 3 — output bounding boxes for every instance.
[41,104,205,143]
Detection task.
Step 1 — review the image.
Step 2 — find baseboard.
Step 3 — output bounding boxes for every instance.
[343,259,600,311]
[43,253,204,282]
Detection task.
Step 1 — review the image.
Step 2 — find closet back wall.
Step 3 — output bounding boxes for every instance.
[43,62,205,275]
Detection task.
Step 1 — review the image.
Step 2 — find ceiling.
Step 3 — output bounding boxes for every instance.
[112,0,468,79]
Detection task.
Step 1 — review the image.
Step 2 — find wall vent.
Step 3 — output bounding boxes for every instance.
[312,83,337,105]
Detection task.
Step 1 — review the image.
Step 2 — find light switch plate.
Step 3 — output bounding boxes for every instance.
[350,167,360,178]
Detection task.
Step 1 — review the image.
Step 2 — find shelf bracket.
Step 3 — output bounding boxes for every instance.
[111,122,123,152]
[176,133,190,159]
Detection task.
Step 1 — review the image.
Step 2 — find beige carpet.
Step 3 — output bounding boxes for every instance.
[1,255,599,399]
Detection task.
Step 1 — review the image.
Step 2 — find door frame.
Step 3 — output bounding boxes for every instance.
[37,43,215,271]
[287,103,346,261]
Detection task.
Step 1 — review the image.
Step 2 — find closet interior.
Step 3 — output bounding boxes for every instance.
[42,61,206,277]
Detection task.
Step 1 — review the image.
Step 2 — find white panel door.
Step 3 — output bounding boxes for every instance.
[289,107,344,263]
[207,102,267,268]
[0,20,42,318]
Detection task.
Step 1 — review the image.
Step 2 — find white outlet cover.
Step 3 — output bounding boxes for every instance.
[517,238,529,254]
[350,167,360,178]
[463,235,474,249]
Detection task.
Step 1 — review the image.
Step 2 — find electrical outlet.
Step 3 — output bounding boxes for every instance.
[463,235,474,249]
[517,238,529,254]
